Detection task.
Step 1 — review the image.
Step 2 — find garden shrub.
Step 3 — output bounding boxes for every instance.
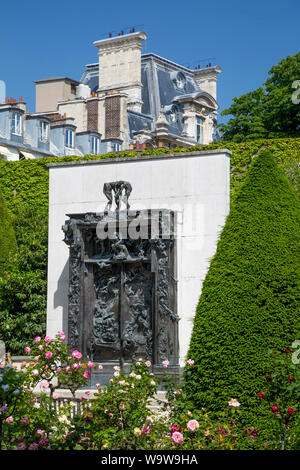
[185,150,300,440]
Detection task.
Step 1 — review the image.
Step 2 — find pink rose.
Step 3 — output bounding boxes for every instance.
[24,347,31,354]
[171,431,183,444]
[57,367,62,372]
[141,424,151,435]
[38,345,43,351]
[60,334,66,341]
[45,351,53,359]
[44,336,51,343]
[72,350,82,360]
[83,370,91,379]
[187,419,199,432]
[57,330,65,336]
[98,364,103,370]
[41,381,49,389]
[5,416,14,423]
[72,363,80,370]
[145,361,151,367]
[88,361,94,369]
[163,360,170,368]
[52,392,59,399]
[34,337,41,343]
[187,359,194,366]
[65,366,70,372]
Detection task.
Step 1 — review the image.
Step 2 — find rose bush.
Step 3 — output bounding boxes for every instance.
[0,336,299,450]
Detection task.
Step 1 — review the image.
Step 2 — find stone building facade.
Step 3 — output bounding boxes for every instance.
[0,31,221,161]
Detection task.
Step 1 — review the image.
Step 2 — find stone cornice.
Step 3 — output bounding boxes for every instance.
[94,32,147,50]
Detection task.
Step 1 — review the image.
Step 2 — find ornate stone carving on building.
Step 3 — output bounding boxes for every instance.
[62,182,179,384]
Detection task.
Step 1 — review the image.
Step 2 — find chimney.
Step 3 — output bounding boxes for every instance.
[93,31,147,113]
[193,65,222,101]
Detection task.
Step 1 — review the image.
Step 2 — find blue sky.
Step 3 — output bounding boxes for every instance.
[1,0,299,123]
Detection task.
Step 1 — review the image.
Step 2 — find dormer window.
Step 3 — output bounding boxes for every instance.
[11,112,22,135]
[91,135,99,154]
[39,121,49,142]
[65,128,74,148]
[171,71,187,91]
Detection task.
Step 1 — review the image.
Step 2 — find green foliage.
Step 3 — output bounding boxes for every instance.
[0,204,48,354]
[255,348,300,449]
[219,87,267,142]
[185,150,300,440]
[0,190,17,277]
[219,52,300,141]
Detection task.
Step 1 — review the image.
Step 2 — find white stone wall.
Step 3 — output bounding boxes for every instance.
[47,149,230,366]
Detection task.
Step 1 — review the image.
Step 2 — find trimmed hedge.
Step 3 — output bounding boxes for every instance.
[185,150,300,435]
[0,190,17,277]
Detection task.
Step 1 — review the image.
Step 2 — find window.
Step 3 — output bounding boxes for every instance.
[196,116,204,144]
[91,135,99,154]
[11,112,22,135]
[39,121,49,142]
[65,129,74,148]
[113,143,120,152]
[176,72,186,90]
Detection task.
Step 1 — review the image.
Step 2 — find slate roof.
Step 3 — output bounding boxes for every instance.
[80,53,210,143]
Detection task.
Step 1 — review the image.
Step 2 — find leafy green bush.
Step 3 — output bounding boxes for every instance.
[185,150,300,440]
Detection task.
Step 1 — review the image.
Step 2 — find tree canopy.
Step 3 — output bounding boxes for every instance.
[219,52,300,142]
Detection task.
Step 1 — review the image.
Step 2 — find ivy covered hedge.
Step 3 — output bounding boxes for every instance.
[0,138,299,354]
[185,150,300,436]
[0,190,17,277]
